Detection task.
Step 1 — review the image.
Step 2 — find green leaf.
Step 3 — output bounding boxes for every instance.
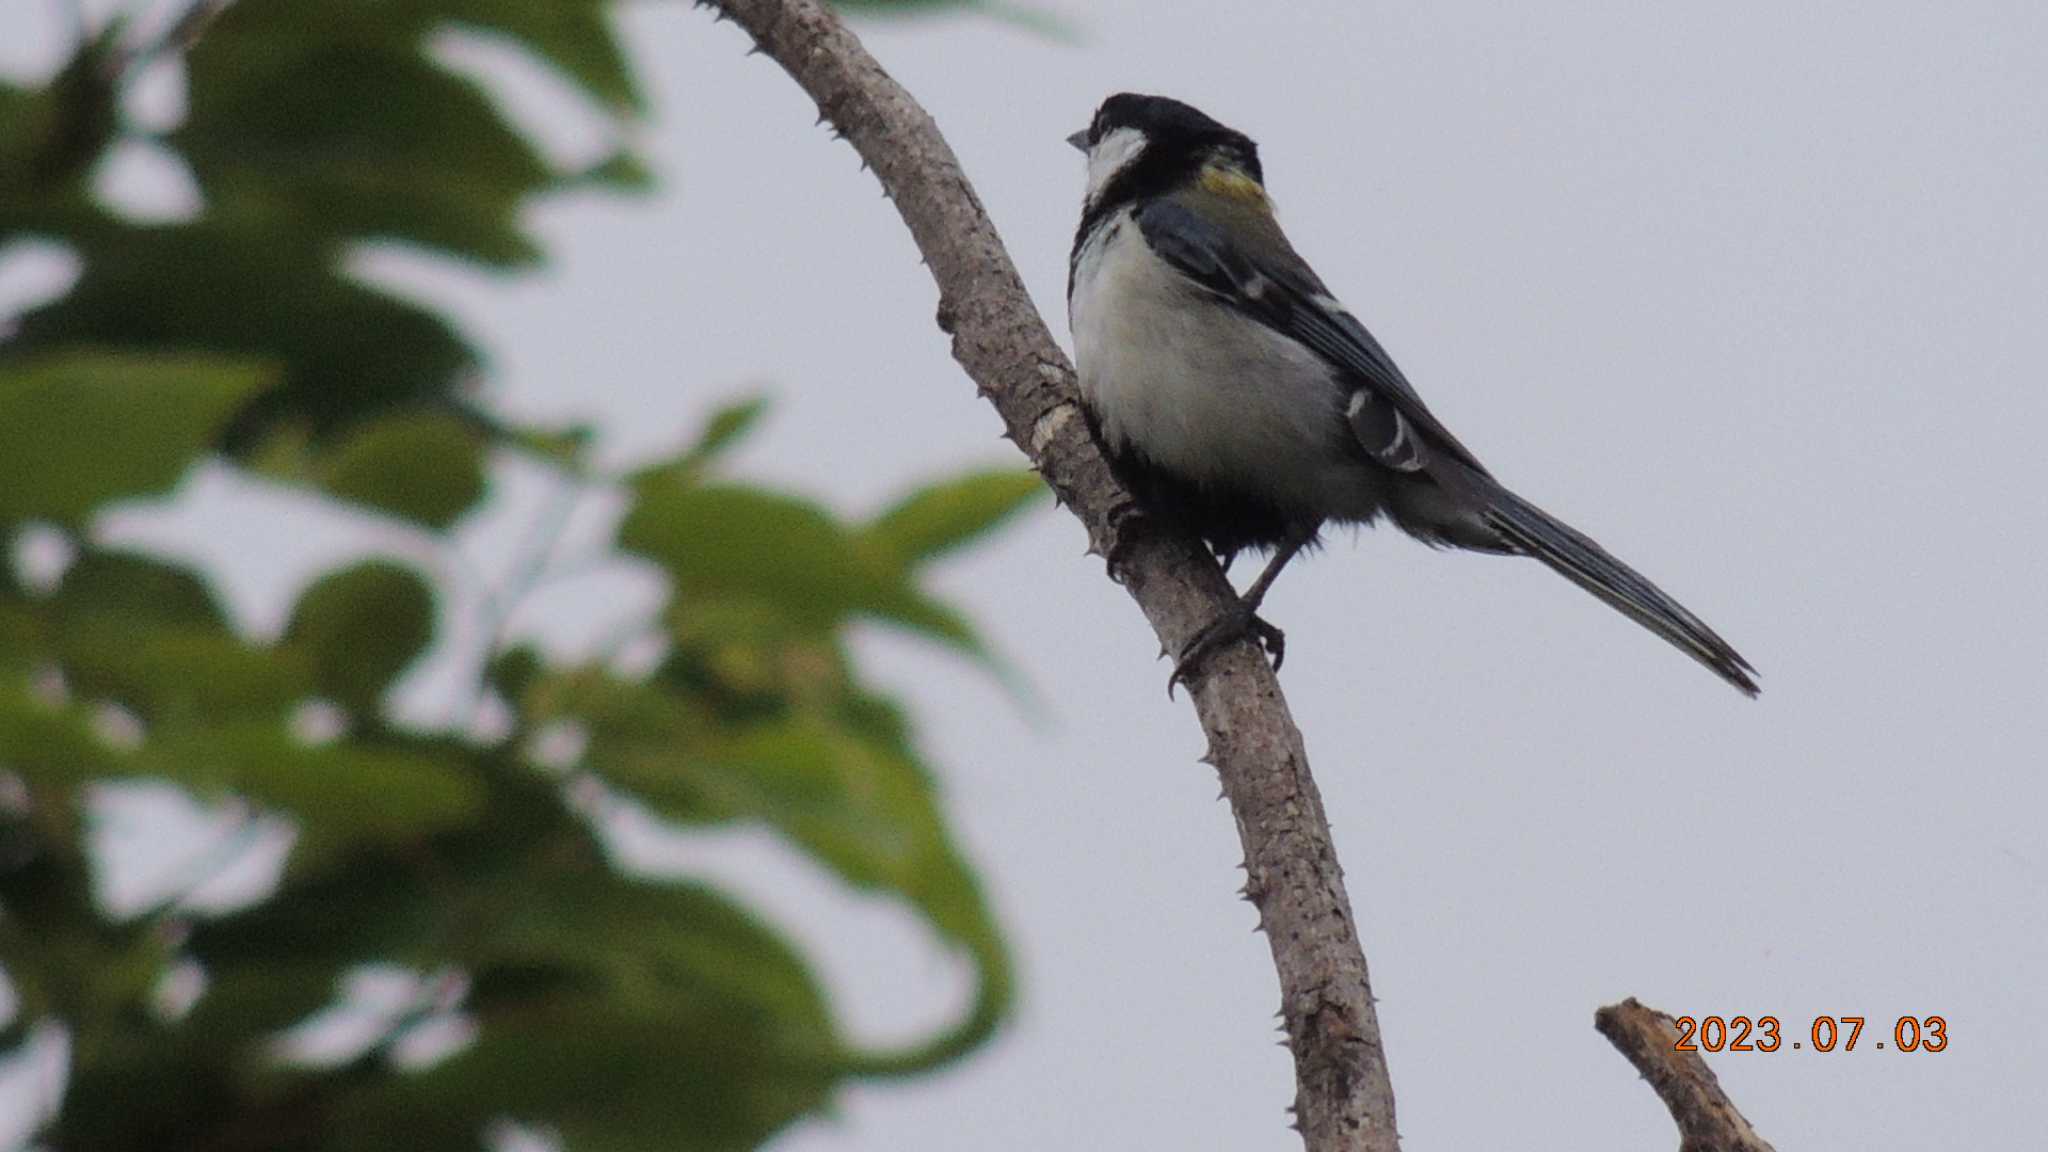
[61,622,310,724]
[0,28,122,202]
[627,395,769,492]
[440,0,646,115]
[864,468,1044,565]
[163,1,645,270]
[285,562,436,716]
[190,851,444,972]
[619,484,885,635]
[463,875,832,1032]
[50,551,311,722]
[0,350,274,526]
[54,551,225,629]
[683,395,770,468]
[835,0,1080,40]
[330,878,835,1149]
[857,471,1041,696]
[156,725,483,864]
[864,585,1024,694]
[321,412,488,529]
[186,834,841,1152]
[177,11,551,268]
[181,958,354,1047]
[508,421,596,467]
[0,600,38,662]
[536,669,1012,1075]
[168,0,645,118]
[535,672,938,886]
[0,672,136,790]
[327,995,835,1152]
[0,81,51,202]
[484,644,543,704]
[624,474,1024,693]
[8,219,479,449]
[575,148,657,192]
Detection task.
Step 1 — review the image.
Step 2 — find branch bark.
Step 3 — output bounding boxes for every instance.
[701,2,1397,1148]
[1597,999,1778,1152]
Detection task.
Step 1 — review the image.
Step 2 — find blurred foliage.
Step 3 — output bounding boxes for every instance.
[834,0,1078,40]
[0,1,1043,1149]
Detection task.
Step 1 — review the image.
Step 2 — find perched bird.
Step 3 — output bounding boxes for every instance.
[1065,93,1757,696]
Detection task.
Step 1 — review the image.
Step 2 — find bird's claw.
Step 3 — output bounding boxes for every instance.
[1166,608,1286,698]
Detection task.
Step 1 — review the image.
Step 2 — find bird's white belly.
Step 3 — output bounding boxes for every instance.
[1069,214,1374,519]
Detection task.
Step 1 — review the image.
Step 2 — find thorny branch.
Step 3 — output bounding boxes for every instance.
[701,2,1397,1147]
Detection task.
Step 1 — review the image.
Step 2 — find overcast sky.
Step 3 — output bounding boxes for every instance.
[6,1,2048,1149]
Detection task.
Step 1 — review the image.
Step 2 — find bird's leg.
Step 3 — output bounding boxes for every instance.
[1168,526,1315,696]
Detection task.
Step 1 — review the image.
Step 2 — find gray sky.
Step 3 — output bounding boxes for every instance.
[7,1,2048,1149]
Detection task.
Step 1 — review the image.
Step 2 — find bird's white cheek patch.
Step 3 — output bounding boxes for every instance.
[1084,127,1147,205]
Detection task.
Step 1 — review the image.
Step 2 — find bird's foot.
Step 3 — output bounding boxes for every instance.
[1095,496,1151,583]
[1167,607,1285,698]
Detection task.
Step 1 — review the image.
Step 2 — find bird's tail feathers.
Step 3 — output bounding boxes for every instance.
[1482,487,1758,696]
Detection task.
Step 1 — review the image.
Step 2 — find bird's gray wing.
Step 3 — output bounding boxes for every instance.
[1134,196,1492,479]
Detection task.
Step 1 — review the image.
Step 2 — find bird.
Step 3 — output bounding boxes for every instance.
[1064,93,1757,696]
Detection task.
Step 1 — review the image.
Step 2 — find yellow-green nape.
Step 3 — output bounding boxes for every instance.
[1198,162,1269,208]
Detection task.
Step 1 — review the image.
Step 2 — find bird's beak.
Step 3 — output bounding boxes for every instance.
[1065,130,1089,153]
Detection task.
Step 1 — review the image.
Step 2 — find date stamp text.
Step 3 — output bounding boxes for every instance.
[1672,1015,1948,1053]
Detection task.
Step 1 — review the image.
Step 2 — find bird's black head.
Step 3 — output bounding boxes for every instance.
[1069,93,1263,219]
